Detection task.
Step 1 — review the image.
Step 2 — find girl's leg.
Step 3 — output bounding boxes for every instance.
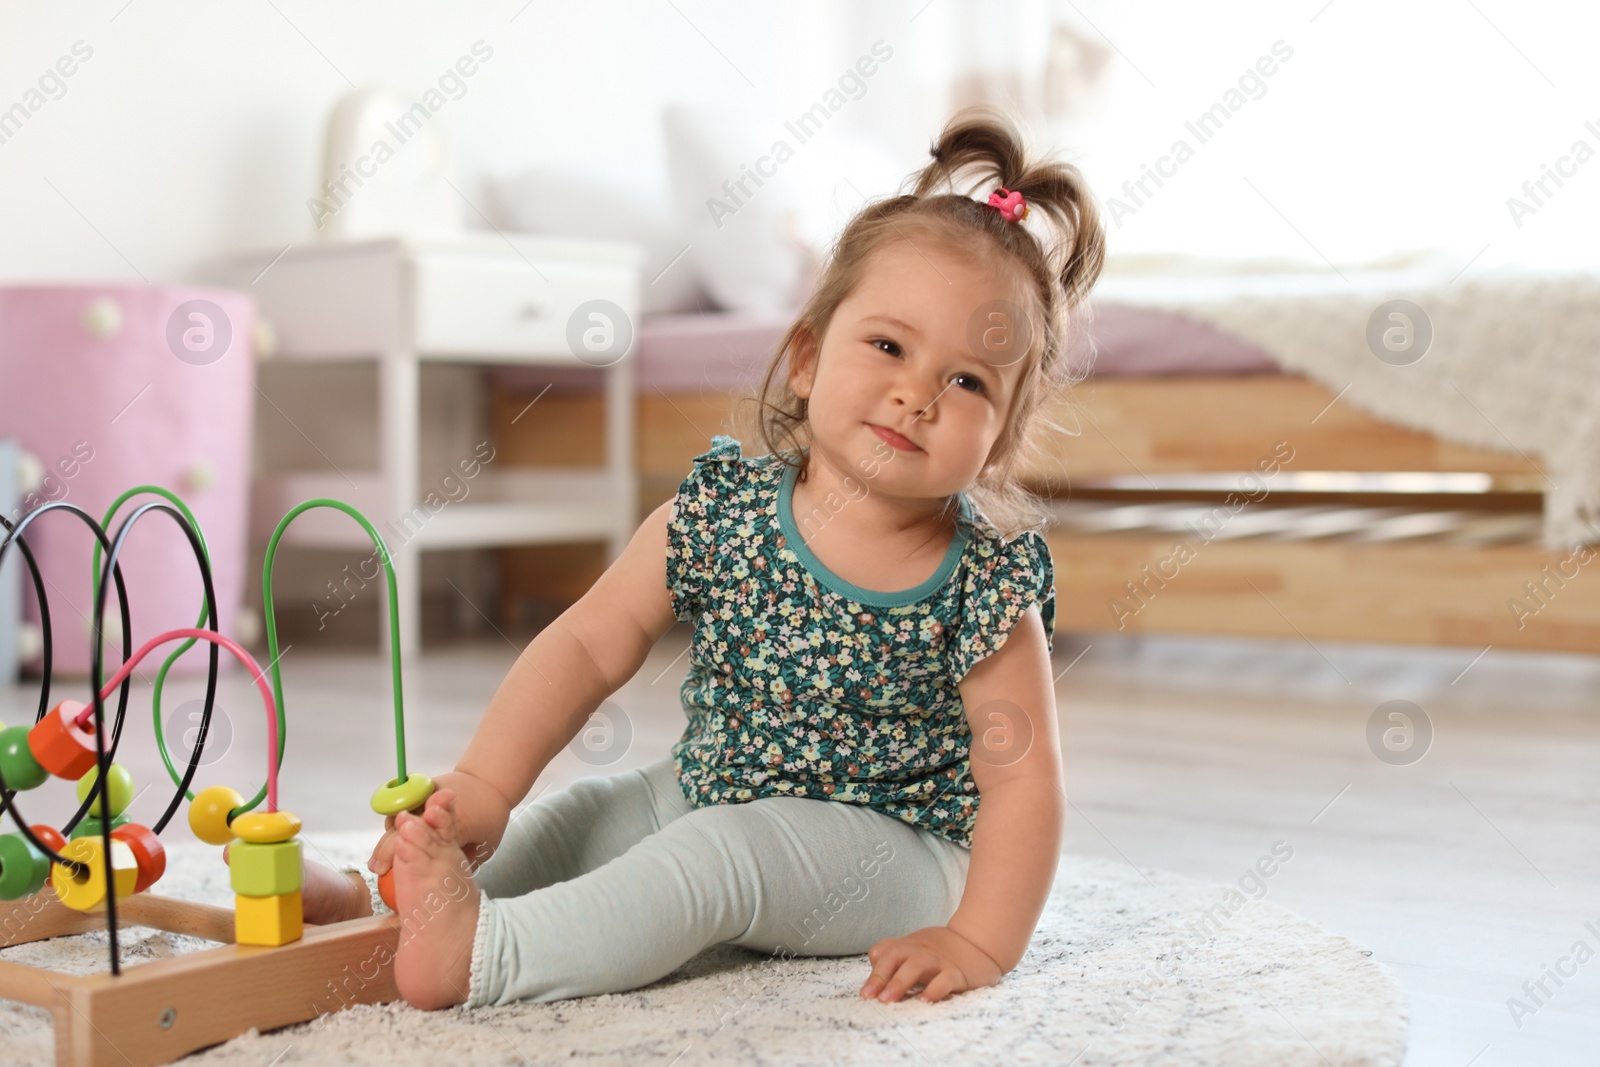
[721,795,972,960]
[467,789,971,1007]
[472,755,691,901]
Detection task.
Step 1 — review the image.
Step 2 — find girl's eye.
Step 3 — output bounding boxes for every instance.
[871,338,902,357]
[952,373,986,395]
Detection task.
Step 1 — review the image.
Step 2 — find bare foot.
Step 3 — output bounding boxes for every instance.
[392,789,480,1010]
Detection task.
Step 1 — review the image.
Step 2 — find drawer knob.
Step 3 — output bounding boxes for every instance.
[518,302,544,319]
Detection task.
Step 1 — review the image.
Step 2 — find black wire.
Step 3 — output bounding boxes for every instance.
[94,502,219,837]
[0,502,133,975]
[88,501,219,978]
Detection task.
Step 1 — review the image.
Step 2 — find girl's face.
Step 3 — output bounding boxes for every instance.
[791,236,1030,504]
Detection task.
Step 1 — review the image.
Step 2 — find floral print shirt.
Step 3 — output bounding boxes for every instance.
[664,435,1056,849]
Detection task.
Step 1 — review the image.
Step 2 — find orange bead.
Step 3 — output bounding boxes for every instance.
[110,823,166,894]
[28,702,100,781]
[378,866,396,911]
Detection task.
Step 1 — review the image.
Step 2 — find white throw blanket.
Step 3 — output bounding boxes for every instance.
[1096,263,1600,548]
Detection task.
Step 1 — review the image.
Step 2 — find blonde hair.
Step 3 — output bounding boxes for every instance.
[737,105,1105,540]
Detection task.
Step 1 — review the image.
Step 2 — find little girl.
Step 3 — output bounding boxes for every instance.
[302,105,1104,1010]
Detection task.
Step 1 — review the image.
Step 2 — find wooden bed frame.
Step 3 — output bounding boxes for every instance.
[488,374,1600,656]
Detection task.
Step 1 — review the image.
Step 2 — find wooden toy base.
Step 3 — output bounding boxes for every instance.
[0,892,401,1067]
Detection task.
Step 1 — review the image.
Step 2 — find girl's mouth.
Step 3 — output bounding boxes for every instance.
[868,423,922,452]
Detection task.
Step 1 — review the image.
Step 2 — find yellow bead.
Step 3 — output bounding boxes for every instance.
[235,890,303,946]
[371,773,434,817]
[230,840,302,896]
[51,837,138,912]
[188,785,245,845]
[230,810,302,844]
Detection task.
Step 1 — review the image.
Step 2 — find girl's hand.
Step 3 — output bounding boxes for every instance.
[858,925,1004,1003]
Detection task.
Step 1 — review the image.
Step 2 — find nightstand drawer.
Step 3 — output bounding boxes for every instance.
[411,252,638,363]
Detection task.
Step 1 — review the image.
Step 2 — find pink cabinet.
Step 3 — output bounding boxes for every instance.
[0,286,255,677]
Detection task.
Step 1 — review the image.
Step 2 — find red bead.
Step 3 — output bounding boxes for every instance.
[28,702,100,781]
[30,825,66,855]
[110,823,166,894]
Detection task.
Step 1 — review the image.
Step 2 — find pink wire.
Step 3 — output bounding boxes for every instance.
[73,627,281,813]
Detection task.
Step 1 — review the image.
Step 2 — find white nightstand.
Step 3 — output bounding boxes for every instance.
[218,234,643,658]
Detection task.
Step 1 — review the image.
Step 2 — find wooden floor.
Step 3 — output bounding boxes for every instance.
[4,626,1599,1066]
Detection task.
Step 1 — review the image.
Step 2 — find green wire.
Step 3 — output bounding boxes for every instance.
[262,499,408,786]
[91,487,254,805]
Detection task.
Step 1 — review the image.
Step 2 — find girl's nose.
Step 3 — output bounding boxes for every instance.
[892,371,941,419]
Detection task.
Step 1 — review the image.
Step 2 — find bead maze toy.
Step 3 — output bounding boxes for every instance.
[0,488,435,1067]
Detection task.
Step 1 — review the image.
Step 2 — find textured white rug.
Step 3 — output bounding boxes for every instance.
[1,832,1406,1067]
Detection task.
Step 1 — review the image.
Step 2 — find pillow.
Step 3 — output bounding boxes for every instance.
[663,103,907,314]
[484,167,707,315]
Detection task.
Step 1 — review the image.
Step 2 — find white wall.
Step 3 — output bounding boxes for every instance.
[5,1,1596,283]
[1065,0,1600,271]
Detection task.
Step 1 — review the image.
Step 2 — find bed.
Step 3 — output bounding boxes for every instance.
[485,267,1600,656]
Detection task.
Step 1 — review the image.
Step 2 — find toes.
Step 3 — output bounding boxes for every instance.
[421,789,459,836]
[395,811,440,853]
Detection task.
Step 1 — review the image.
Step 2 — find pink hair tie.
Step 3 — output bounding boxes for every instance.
[987,187,1028,222]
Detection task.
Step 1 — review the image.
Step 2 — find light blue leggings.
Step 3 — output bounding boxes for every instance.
[464,755,972,1007]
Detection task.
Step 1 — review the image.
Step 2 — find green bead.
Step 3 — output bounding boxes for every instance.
[370,773,434,817]
[0,832,49,901]
[76,763,135,818]
[0,726,48,792]
[229,839,302,897]
[69,814,129,841]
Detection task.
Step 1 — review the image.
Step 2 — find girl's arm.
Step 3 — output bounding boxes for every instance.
[860,606,1064,1001]
[370,498,683,873]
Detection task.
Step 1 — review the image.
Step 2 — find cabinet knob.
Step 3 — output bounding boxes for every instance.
[15,452,43,494]
[253,319,279,360]
[82,297,123,339]
[184,460,218,493]
[518,302,544,320]
[18,623,42,664]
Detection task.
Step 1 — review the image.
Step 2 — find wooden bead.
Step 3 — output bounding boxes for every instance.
[75,763,135,819]
[229,839,302,897]
[230,810,302,844]
[28,702,100,781]
[110,824,166,894]
[0,832,50,901]
[378,866,396,911]
[30,825,66,855]
[51,837,138,912]
[188,785,244,846]
[0,726,48,791]
[370,773,434,817]
[235,890,303,946]
[69,814,129,840]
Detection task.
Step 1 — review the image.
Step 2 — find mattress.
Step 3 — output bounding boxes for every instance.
[489,302,1278,395]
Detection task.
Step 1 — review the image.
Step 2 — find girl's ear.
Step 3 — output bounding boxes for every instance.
[788,324,820,398]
